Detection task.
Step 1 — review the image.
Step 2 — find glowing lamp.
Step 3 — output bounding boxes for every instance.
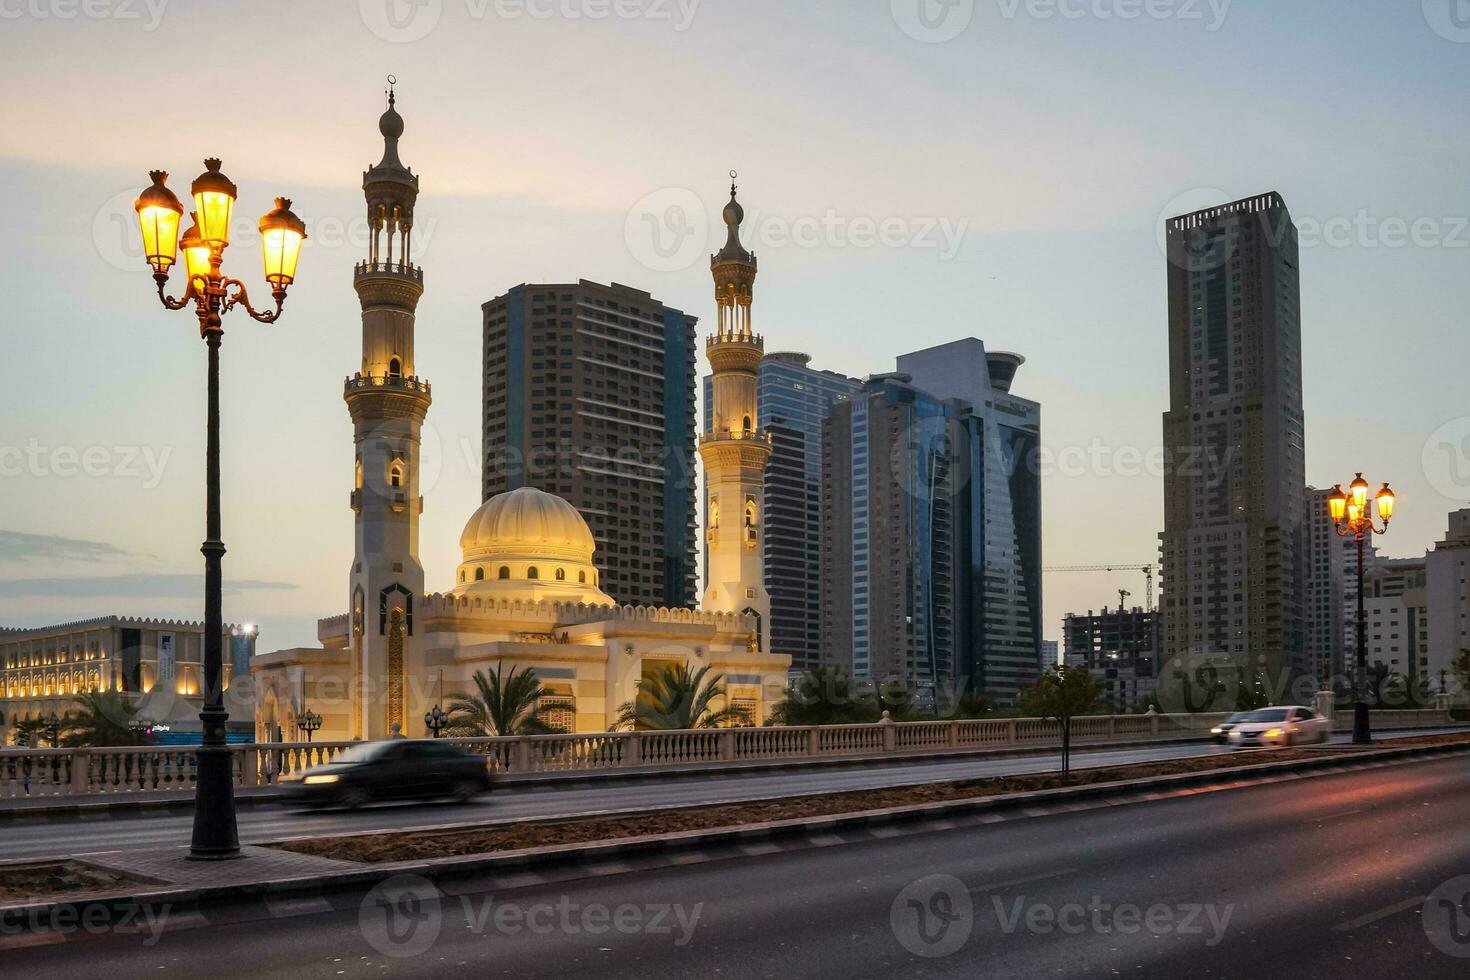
[180,214,212,285]
[191,158,237,247]
[134,170,184,274]
[1327,485,1348,524]
[1347,501,1362,526]
[258,198,306,287]
[1375,483,1395,524]
[1350,473,1370,512]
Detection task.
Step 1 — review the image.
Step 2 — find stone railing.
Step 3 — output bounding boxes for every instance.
[0,708,1458,800]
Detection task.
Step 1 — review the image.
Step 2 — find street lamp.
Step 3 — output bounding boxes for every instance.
[296,707,322,742]
[133,162,306,861]
[43,711,61,748]
[1328,474,1395,744]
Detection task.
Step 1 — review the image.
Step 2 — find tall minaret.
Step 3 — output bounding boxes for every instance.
[699,175,772,650]
[344,82,431,739]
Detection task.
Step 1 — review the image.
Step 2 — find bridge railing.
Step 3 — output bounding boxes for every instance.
[0,707,1456,799]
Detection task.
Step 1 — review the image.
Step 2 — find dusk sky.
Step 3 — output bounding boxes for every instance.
[2,0,1468,653]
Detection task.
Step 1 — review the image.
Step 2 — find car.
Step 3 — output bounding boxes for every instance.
[1209,711,1252,744]
[1226,706,1331,749]
[281,739,495,808]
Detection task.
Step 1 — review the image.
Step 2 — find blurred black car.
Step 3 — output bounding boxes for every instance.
[281,739,494,808]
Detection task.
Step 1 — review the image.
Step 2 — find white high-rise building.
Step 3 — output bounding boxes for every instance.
[1427,507,1470,691]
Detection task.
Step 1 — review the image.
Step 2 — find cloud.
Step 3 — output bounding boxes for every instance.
[0,530,134,562]
[0,576,298,599]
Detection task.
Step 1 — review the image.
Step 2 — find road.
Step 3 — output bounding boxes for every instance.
[8,748,1470,976]
[1,728,1458,861]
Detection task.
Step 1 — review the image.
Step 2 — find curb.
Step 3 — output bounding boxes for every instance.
[3,738,1467,936]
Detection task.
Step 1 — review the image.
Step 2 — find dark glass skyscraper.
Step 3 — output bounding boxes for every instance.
[482,280,698,608]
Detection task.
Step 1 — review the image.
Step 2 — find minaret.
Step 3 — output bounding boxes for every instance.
[344,81,431,739]
[699,175,772,650]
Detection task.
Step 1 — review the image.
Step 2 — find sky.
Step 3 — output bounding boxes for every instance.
[1,0,1468,653]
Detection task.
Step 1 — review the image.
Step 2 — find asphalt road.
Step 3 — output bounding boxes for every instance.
[9,748,1470,976]
[1,728,1459,862]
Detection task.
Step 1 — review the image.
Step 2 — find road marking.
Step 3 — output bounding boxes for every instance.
[1333,895,1426,932]
[1315,809,1364,821]
[972,867,1079,892]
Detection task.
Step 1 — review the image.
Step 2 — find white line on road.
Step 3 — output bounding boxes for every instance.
[1333,894,1425,932]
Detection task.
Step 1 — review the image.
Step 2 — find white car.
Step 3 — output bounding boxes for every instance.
[1226,706,1331,748]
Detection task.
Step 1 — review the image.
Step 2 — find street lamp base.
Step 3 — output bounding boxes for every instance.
[188,743,242,861]
[1351,701,1372,745]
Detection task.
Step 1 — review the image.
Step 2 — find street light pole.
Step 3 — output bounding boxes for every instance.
[1328,475,1395,745]
[133,164,306,860]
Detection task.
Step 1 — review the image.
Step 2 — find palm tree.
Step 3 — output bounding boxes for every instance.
[766,665,880,726]
[614,662,752,731]
[445,662,564,737]
[60,691,146,747]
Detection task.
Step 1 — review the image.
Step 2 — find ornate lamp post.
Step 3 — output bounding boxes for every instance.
[1327,474,1395,744]
[43,711,62,748]
[424,670,448,737]
[133,162,306,860]
[296,707,322,742]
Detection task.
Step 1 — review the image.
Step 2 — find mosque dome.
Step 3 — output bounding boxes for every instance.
[453,487,610,602]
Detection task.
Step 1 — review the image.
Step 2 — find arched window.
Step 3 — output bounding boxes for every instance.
[555,568,566,581]
[355,458,363,490]
[388,357,402,378]
[474,567,485,582]
[389,465,403,489]
[459,570,466,583]
[527,567,540,580]
[578,571,586,584]
[742,414,752,433]
[498,566,510,580]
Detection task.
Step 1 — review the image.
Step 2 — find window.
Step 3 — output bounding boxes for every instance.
[578,571,587,584]
[474,568,485,582]
[498,567,510,580]
[388,357,402,377]
[528,567,539,580]
[555,568,566,581]
[389,465,403,489]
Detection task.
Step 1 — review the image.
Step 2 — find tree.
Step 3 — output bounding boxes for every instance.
[1019,665,1103,785]
[445,662,564,737]
[11,716,47,747]
[1452,649,1470,701]
[58,692,147,747]
[766,666,881,726]
[614,662,751,731]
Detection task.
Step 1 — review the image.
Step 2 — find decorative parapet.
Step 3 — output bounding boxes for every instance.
[317,614,350,641]
[353,260,423,283]
[419,592,755,633]
[0,615,231,640]
[344,373,432,397]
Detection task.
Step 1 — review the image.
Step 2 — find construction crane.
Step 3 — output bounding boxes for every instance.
[1043,563,1156,612]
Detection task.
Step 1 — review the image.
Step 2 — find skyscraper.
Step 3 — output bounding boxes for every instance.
[1160,193,1307,685]
[705,352,861,671]
[481,280,698,609]
[821,340,1042,706]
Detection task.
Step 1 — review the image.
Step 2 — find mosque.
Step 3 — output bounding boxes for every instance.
[251,91,791,739]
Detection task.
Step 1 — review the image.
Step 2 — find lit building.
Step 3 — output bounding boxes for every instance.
[0,617,253,743]
[482,280,698,609]
[252,99,788,739]
[1159,193,1307,684]
[704,352,860,672]
[1304,485,1375,683]
[1062,604,1158,711]
[820,339,1042,707]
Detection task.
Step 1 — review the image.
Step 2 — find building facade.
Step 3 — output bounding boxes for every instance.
[820,339,1042,706]
[1160,193,1308,685]
[482,280,699,609]
[1304,485,1375,683]
[0,618,252,743]
[1062,604,1158,711]
[704,352,860,672]
[1427,508,1470,693]
[1366,557,1430,697]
